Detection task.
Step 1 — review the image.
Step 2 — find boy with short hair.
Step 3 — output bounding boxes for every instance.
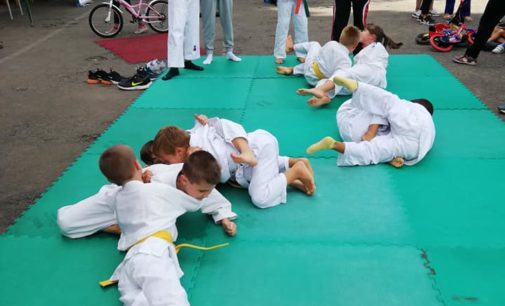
[276,25,361,86]
[99,146,225,306]
[306,77,435,168]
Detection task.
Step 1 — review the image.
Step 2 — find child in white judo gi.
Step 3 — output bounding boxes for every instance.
[306,77,435,168]
[162,0,204,80]
[97,146,225,305]
[297,23,403,107]
[200,0,241,64]
[57,160,238,239]
[152,116,315,209]
[274,0,309,64]
[275,25,361,86]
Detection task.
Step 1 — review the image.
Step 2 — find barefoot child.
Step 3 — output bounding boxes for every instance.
[297,24,403,107]
[306,77,435,168]
[276,25,361,86]
[153,116,315,209]
[97,147,227,305]
[274,0,308,64]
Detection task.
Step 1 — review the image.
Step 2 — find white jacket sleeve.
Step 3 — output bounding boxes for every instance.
[200,189,237,223]
[207,117,248,144]
[56,185,120,238]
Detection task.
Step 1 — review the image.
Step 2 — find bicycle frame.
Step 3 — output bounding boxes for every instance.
[101,0,165,23]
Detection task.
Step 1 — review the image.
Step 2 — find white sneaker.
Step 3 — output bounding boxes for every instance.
[429,9,440,16]
[492,44,505,54]
[411,10,421,18]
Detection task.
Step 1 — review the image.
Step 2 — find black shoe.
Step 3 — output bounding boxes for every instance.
[162,68,180,80]
[418,14,435,26]
[498,104,505,114]
[105,70,124,85]
[184,60,204,71]
[117,69,152,90]
[87,69,110,84]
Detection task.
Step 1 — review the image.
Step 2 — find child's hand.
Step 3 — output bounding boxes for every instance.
[142,170,153,183]
[194,114,209,125]
[221,218,237,236]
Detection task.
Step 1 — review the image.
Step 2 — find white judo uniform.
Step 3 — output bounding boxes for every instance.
[167,0,200,68]
[110,181,203,306]
[57,163,237,239]
[318,42,389,98]
[337,99,390,143]
[274,0,308,59]
[188,118,290,209]
[292,41,352,86]
[337,82,435,166]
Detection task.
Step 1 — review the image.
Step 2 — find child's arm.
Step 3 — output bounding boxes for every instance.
[200,189,238,236]
[361,124,380,141]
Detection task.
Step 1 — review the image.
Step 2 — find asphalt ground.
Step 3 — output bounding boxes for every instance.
[0,0,503,232]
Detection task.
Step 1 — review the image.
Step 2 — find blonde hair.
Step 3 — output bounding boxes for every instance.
[339,25,361,48]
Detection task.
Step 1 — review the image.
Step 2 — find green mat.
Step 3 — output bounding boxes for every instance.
[2,55,505,306]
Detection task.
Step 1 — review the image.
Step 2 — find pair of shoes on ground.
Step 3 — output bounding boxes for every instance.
[87,69,123,85]
[452,54,477,65]
[417,14,436,25]
[412,9,439,19]
[118,66,160,90]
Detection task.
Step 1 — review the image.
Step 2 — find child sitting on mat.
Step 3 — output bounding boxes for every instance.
[276,25,361,87]
[297,23,403,107]
[98,146,227,305]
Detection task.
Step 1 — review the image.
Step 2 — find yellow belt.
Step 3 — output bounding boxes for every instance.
[312,61,325,80]
[99,230,229,287]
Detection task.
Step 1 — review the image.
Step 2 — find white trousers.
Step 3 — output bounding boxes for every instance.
[168,0,200,68]
[200,0,235,53]
[273,0,308,59]
[337,83,422,166]
[293,41,321,86]
[337,99,388,143]
[318,64,387,98]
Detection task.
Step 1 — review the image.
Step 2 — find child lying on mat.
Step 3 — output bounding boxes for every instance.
[57,154,237,239]
[97,146,226,306]
[306,77,435,168]
[151,115,315,209]
[276,25,361,87]
[297,23,403,107]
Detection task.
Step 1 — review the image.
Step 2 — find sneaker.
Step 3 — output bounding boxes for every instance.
[492,44,505,54]
[429,9,440,17]
[411,10,421,19]
[137,66,160,80]
[105,70,124,84]
[418,14,435,25]
[134,24,148,34]
[452,54,477,65]
[498,104,505,114]
[87,69,111,84]
[117,70,152,90]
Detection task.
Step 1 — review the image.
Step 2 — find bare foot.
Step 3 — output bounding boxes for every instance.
[231,151,257,167]
[289,157,314,176]
[290,179,316,196]
[290,161,315,195]
[286,34,294,53]
[297,57,305,63]
[308,96,331,107]
[275,58,284,65]
[389,156,405,168]
[276,66,294,75]
[306,136,336,154]
[221,218,237,236]
[296,87,325,98]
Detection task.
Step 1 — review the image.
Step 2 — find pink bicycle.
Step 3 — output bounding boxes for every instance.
[89,0,168,38]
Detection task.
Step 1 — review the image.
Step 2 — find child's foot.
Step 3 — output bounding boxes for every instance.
[389,156,405,168]
[162,68,180,81]
[286,34,294,53]
[297,57,305,63]
[231,151,257,167]
[308,96,331,107]
[296,87,325,98]
[184,60,204,71]
[203,53,213,65]
[226,51,242,62]
[306,136,336,154]
[275,57,284,64]
[290,161,315,195]
[134,23,148,34]
[276,66,294,75]
[333,76,358,92]
[289,157,314,176]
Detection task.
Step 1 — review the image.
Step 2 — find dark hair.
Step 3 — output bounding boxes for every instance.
[153,126,190,156]
[181,151,221,185]
[366,23,403,49]
[99,145,137,185]
[140,140,155,165]
[411,98,434,116]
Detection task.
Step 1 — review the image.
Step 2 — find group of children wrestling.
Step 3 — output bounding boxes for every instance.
[56,23,436,306]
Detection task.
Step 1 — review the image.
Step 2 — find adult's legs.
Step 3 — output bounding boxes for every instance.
[219,0,235,53]
[183,0,201,62]
[292,0,308,45]
[331,0,351,41]
[167,0,188,68]
[200,0,217,54]
[274,0,294,60]
[351,0,371,31]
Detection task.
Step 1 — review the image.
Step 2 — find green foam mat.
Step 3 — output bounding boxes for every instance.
[3,55,505,305]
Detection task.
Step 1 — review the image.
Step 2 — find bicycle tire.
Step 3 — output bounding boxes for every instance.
[146,0,168,33]
[430,34,453,52]
[415,33,430,45]
[89,4,123,38]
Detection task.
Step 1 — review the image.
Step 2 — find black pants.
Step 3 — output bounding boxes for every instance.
[331,0,370,41]
[466,0,505,58]
[420,0,433,15]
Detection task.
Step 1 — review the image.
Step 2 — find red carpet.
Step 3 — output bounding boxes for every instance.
[95,33,205,64]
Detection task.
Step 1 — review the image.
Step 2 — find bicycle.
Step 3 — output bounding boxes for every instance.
[89,0,168,38]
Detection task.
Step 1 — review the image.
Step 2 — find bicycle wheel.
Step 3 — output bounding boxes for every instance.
[145,0,168,33]
[430,34,453,52]
[89,4,123,38]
